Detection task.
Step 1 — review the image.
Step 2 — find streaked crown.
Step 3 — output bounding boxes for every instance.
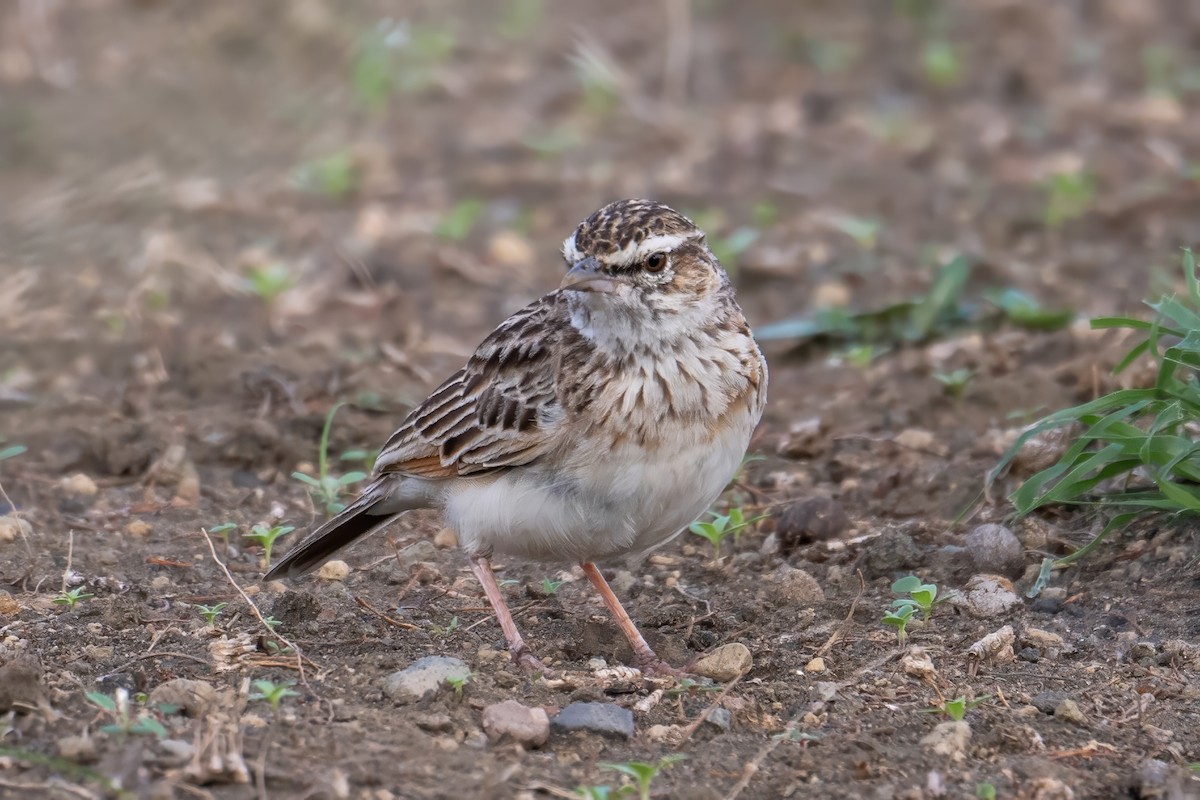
[562,199,703,268]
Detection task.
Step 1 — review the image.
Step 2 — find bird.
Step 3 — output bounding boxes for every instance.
[265,199,768,675]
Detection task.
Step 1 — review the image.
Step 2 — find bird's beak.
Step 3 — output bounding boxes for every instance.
[560,257,623,294]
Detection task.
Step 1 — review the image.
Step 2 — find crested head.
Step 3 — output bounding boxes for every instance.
[556,199,739,352]
[559,199,728,305]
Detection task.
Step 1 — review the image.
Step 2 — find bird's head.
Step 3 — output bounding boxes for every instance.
[558,199,728,323]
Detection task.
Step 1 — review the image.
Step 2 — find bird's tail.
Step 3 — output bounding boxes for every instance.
[264,478,428,580]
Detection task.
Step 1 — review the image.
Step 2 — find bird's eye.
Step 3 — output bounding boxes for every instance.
[645,252,668,273]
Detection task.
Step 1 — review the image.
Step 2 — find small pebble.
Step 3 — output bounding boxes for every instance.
[60,473,98,497]
[0,516,31,544]
[1031,691,1070,714]
[704,707,732,731]
[1054,698,1088,726]
[958,574,1021,618]
[433,528,458,549]
[482,700,550,748]
[396,540,438,568]
[317,560,351,581]
[124,520,153,538]
[693,643,752,681]
[804,657,826,673]
[551,702,634,740]
[770,565,825,605]
[149,678,218,717]
[384,656,471,703]
[920,720,971,761]
[57,735,96,761]
[964,524,1024,578]
[151,575,171,590]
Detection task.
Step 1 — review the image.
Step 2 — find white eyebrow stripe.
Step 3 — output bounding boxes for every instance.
[561,230,701,265]
[561,233,582,263]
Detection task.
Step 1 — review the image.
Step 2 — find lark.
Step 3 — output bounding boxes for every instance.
[267,199,767,675]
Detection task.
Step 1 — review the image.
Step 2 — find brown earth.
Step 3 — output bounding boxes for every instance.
[2,1,1200,798]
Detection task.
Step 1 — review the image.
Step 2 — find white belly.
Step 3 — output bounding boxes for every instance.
[442,417,754,564]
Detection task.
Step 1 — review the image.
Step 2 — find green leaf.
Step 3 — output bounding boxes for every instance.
[435,199,486,241]
[890,575,923,594]
[86,691,117,713]
[0,444,27,461]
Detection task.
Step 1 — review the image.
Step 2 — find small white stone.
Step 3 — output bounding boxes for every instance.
[317,560,351,581]
[693,643,752,681]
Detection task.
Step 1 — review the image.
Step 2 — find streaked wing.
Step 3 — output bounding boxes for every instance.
[373,294,568,479]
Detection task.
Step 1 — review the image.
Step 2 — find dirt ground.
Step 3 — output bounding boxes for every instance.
[2,1,1200,798]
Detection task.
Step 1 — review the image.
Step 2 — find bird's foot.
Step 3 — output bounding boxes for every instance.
[510,645,556,677]
[637,657,687,679]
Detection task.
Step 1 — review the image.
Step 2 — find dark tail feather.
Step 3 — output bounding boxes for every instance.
[264,494,398,580]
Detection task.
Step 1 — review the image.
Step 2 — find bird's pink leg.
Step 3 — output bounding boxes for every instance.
[580,562,683,677]
[469,556,546,673]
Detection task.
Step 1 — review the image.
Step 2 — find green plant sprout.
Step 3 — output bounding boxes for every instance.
[86,689,167,738]
[429,616,460,637]
[250,679,298,713]
[891,575,941,621]
[597,755,686,800]
[976,782,997,800]
[434,198,486,241]
[209,522,237,547]
[445,672,471,697]
[243,262,294,304]
[243,524,295,570]
[882,603,915,646]
[195,602,229,627]
[664,678,722,698]
[262,615,283,631]
[1042,170,1095,228]
[689,507,763,561]
[923,695,992,721]
[339,448,379,472]
[933,369,973,401]
[53,587,94,608]
[570,41,621,116]
[293,402,369,514]
[540,577,565,595]
[293,150,359,199]
[991,250,1200,593]
[920,40,962,87]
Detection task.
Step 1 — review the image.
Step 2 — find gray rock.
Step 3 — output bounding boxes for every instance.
[482,700,549,748]
[964,524,1024,578]
[776,496,850,553]
[1031,691,1069,714]
[769,565,825,605]
[704,707,732,731]
[384,656,471,703]
[859,530,921,577]
[0,657,44,713]
[551,702,634,739]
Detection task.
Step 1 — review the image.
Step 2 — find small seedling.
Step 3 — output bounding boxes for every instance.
[250,679,298,713]
[262,615,283,631]
[598,755,686,800]
[53,587,93,608]
[540,577,564,595]
[1042,170,1095,228]
[243,524,295,570]
[339,448,379,472]
[570,41,621,116]
[891,575,940,621]
[923,695,992,721]
[844,343,886,369]
[575,787,623,800]
[264,640,295,656]
[195,602,229,627]
[933,368,973,400]
[445,672,471,697]
[293,150,359,199]
[689,507,763,561]
[881,603,915,647]
[293,402,368,514]
[434,198,485,241]
[976,783,997,800]
[920,40,962,87]
[209,522,237,546]
[428,616,460,637]
[244,262,294,304]
[86,689,168,738]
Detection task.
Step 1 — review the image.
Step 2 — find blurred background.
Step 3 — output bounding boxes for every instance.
[3,3,1200,796]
